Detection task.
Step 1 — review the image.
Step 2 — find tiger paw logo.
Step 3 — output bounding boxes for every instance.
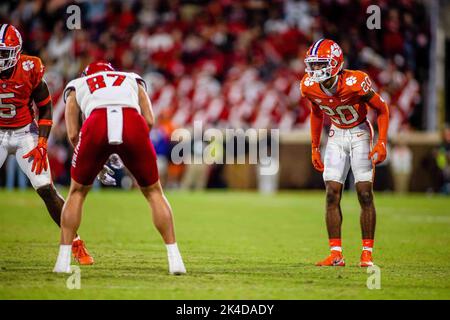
[331,43,342,57]
[22,60,35,71]
[345,76,357,86]
[304,77,314,87]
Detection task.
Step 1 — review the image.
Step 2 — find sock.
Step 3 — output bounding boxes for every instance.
[54,245,72,272]
[362,239,374,252]
[166,243,180,257]
[329,238,342,252]
[166,243,186,274]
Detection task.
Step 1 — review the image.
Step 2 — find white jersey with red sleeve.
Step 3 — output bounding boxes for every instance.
[63,71,147,118]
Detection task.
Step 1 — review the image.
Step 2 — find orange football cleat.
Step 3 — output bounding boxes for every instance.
[72,239,94,265]
[360,250,374,267]
[315,250,345,266]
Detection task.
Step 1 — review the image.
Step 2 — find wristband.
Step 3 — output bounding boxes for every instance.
[38,137,48,147]
[38,119,53,126]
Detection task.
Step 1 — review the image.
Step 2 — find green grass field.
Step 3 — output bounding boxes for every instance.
[0,189,449,299]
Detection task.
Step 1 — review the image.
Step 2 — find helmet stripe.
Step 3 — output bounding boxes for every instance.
[0,24,8,42]
[311,38,324,56]
[309,39,319,55]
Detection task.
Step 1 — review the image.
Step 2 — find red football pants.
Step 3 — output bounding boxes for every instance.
[71,107,159,187]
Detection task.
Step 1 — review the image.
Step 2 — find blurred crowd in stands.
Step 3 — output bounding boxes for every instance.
[1,0,445,193]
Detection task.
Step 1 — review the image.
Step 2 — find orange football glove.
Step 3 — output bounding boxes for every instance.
[23,137,48,175]
[368,139,387,165]
[311,147,324,172]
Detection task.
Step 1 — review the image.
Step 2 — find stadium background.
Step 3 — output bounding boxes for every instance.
[0,0,448,194]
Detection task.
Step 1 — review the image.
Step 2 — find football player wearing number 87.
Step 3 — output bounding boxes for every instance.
[300,39,389,267]
[53,61,186,275]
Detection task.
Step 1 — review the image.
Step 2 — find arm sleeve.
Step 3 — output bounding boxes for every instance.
[367,91,390,141]
[300,78,323,148]
[32,79,52,108]
[310,102,324,148]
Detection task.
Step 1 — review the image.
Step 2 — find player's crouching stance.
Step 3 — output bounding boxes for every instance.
[53,62,186,275]
[0,24,93,265]
[300,39,389,267]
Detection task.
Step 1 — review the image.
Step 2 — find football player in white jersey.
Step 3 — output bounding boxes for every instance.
[53,61,186,275]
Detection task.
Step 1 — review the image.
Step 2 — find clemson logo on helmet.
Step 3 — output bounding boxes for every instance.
[331,43,342,57]
[345,76,357,86]
[304,77,314,87]
[22,60,34,71]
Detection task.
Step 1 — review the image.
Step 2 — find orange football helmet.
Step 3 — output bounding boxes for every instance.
[0,24,22,72]
[304,39,344,82]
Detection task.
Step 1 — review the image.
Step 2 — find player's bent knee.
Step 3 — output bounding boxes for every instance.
[326,192,340,207]
[357,190,373,207]
[36,183,54,198]
[140,180,163,196]
[326,187,341,206]
[69,179,91,196]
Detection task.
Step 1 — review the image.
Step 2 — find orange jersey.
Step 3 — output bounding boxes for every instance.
[300,69,373,129]
[0,54,45,128]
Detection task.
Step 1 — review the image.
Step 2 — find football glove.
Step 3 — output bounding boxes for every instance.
[97,165,117,186]
[368,140,387,165]
[311,146,324,172]
[108,153,124,170]
[22,137,48,175]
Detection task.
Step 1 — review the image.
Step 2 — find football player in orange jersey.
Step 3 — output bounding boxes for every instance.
[300,39,389,267]
[0,24,93,265]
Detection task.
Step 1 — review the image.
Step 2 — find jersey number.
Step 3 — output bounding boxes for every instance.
[86,73,126,93]
[319,105,360,125]
[361,76,372,93]
[0,93,16,119]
